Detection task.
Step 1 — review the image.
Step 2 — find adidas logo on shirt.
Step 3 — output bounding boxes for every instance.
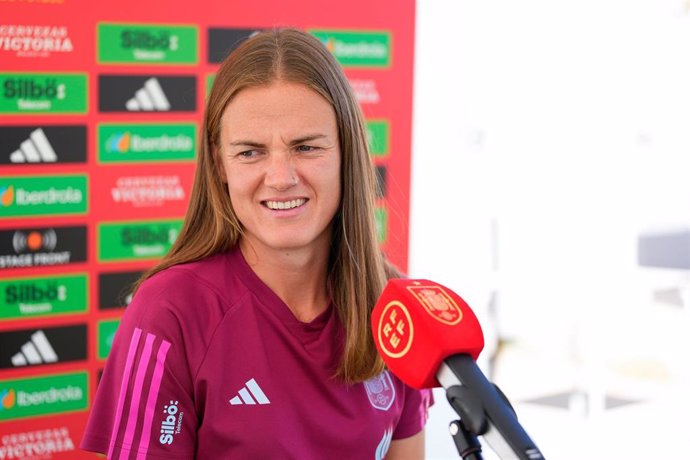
[125,78,171,111]
[11,330,58,366]
[229,378,270,405]
[9,128,57,163]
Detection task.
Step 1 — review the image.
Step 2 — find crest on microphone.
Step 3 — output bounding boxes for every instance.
[407,285,463,325]
[377,301,413,359]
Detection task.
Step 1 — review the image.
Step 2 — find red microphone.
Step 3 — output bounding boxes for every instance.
[372,279,544,460]
[371,278,484,388]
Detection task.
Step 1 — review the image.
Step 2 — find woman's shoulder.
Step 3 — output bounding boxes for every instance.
[127,250,250,325]
[144,250,248,297]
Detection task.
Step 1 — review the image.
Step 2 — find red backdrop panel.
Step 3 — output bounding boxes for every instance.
[0,1,414,456]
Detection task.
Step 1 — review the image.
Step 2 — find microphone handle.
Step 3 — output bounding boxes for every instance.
[437,354,545,460]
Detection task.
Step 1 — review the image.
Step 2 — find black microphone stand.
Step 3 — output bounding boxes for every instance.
[447,384,486,460]
[439,356,545,460]
[449,419,484,460]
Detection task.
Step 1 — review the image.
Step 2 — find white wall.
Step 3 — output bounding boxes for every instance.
[411,0,690,458]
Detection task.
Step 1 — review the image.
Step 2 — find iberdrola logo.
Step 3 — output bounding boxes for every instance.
[0,389,16,410]
[0,185,14,207]
[107,132,132,153]
[324,38,336,54]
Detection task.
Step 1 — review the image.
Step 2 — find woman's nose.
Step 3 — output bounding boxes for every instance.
[264,153,298,191]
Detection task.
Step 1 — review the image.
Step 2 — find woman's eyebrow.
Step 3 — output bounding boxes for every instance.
[288,134,328,145]
[228,140,265,148]
[228,133,330,148]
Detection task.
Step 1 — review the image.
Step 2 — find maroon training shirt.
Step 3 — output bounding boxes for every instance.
[81,247,432,459]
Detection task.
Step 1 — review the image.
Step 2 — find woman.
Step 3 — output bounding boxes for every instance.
[82,28,432,459]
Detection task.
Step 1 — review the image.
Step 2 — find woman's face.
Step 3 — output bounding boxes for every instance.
[217,81,341,258]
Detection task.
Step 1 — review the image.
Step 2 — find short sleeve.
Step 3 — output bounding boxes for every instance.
[392,386,434,440]
[80,279,199,459]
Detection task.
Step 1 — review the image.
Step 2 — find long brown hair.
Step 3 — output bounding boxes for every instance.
[135,28,388,383]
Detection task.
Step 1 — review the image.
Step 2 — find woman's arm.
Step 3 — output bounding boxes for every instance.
[385,430,425,460]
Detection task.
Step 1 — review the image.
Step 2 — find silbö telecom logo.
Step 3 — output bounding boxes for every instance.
[159,400,183,445]
[1,74,88,114]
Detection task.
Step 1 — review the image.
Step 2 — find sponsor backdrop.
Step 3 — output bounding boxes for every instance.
[0,0,415,457]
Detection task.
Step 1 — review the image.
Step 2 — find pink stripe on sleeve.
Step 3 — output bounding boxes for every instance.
[108,327,142,460]
[136,340,172,460]
[119,332,155,460]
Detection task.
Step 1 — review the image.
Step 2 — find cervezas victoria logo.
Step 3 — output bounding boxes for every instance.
[110,175,186,207]
[349,78,380,104]
[0,24,73,58]
[0,426,76,458]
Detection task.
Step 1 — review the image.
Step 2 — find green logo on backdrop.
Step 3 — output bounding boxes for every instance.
[0,372,88,421]
[375,207,388,243]
[98,219,183,262]
[0,175,88,218]
[366,120,390,157]
[0,273,88,320]
[206,73,215,98]
[98,318,121,360]
[98,123,197,163]
[98,23,198,64]
[309,30,391,67]
[0,73,87,114]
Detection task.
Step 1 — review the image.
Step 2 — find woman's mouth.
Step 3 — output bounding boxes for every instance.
[263,198,307,210]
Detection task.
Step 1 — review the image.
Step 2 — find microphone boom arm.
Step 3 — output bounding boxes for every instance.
[437,357,545,460]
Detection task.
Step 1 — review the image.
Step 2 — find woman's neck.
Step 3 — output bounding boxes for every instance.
[239,238,331,322]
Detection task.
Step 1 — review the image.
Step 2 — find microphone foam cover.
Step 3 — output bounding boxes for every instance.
[372,279,484,388]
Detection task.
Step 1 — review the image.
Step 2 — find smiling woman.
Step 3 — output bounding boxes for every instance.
[218,81,342,279]
[81,28,432,460]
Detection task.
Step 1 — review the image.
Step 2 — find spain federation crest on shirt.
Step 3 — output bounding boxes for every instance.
[364,370,396,411]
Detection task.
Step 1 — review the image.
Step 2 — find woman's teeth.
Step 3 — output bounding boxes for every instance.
[265,199,306,210]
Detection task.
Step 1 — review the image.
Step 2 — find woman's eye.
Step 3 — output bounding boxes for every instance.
[296,145,316,153]
[238,150,258,158]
